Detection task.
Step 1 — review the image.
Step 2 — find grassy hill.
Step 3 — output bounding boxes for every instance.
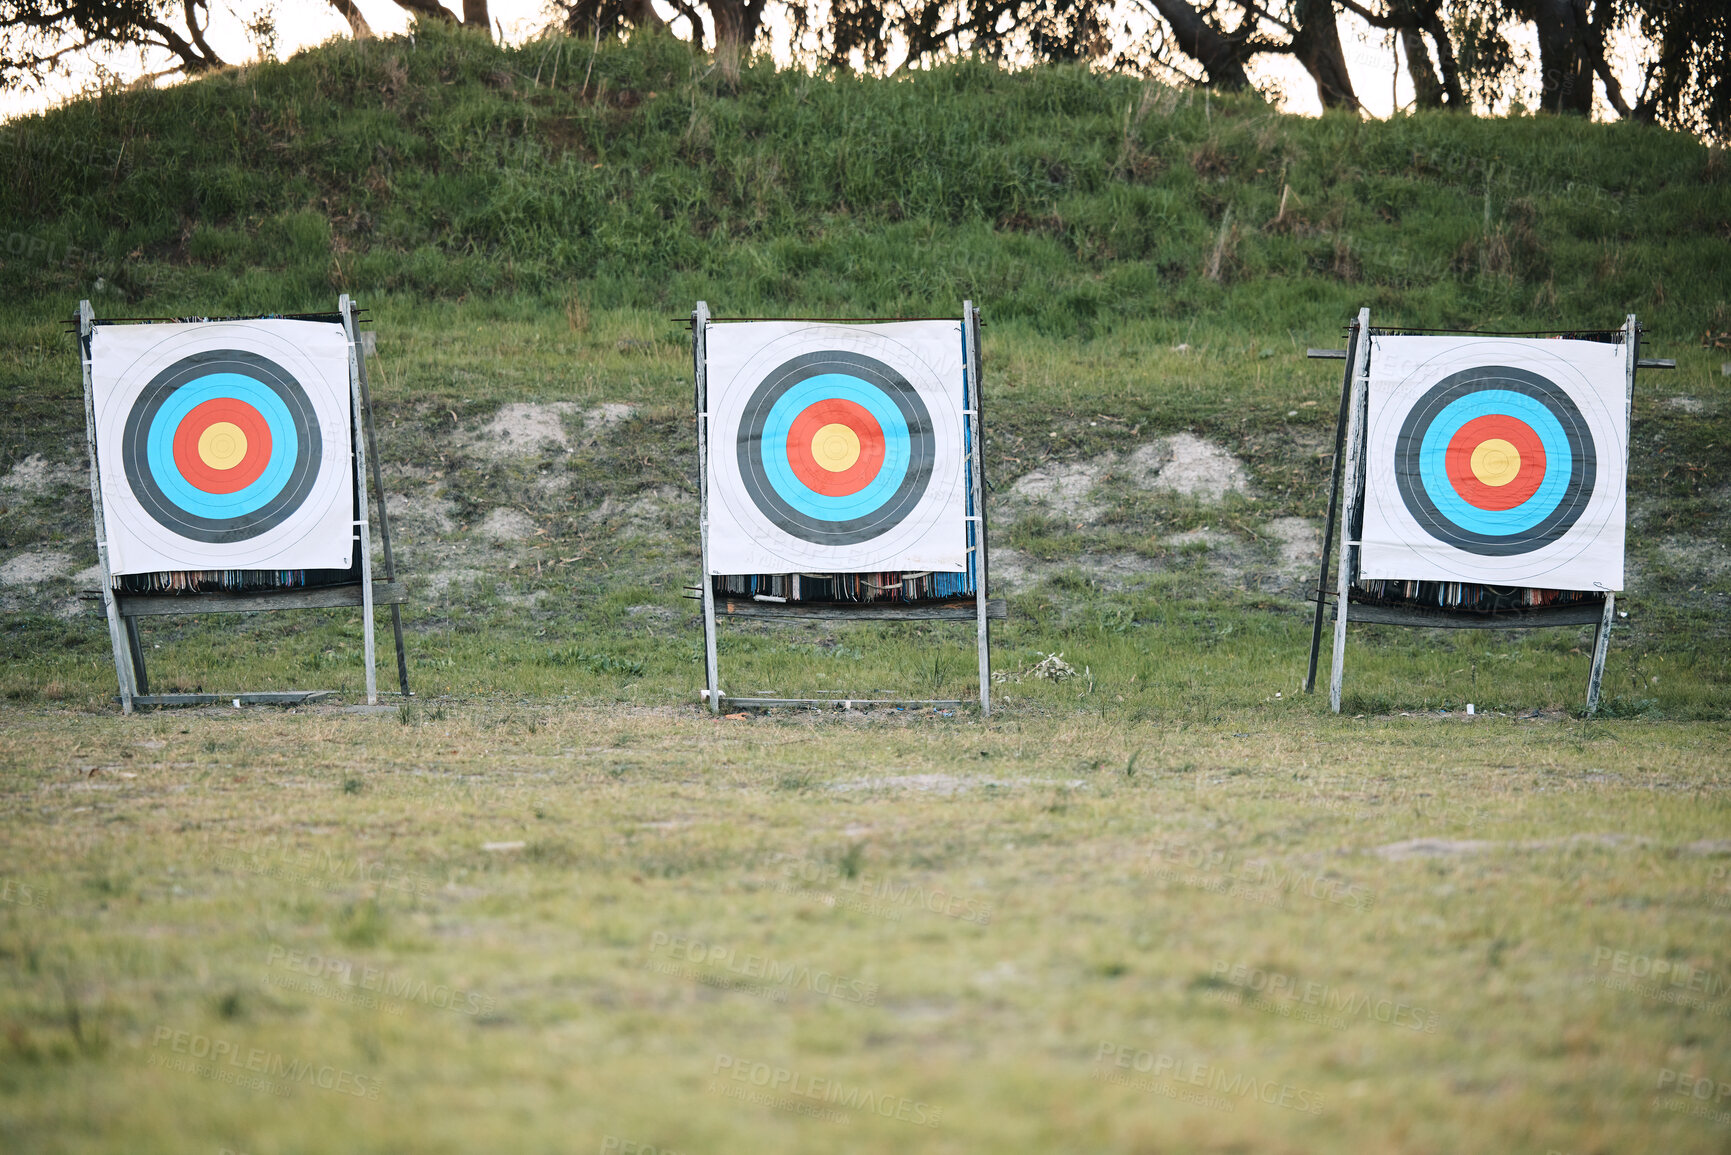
[0,24,1728,717]
[2,25,1726,329]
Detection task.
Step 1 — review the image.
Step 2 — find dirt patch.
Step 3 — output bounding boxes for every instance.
[585,402,637,431]
[1005,435,1251,525]
[1,454,82,493]
[1665,396,1705,414]
[1132,433,1250,500]
[1647,536,1731,584]
[472,400,637,460]
[1372,838,1495,860]
[1266,517,1321,586]
[990,517,1316,595]
[1373,833,1658,860]
[0,551,75,586]
[988,547,1153,592]
[480,403,577,457]
[588,485,682,536]
[386,492,457,538]
[478,508,537,543]
[424,567,484,595]
[830,774,1087,795]
[1008,460,1108,522]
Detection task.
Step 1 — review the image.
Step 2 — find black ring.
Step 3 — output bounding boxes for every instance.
[120,349,325,544]
[1393,365,1595,556]
[735,350,935,546]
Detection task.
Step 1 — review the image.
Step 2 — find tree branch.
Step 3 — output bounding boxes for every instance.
[327,0,375,39]
[388,0,460,25]
[180,0,223,69]
[138,14,219,73]
[1132,0,1260,88]
[1333,0,1414,29]
[1223,0,1293,36]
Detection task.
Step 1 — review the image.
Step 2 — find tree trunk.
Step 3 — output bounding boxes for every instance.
[626,0,670,33]
[1532,0,1593,115]
[1401,27,1444,108]
[710,0,765,86]
[390,0,459,26]
[463,0,493,39]
[1140,0,1256,90]
[1291,0,1360,112]
[1418,7,1464,107]
[327,0,375,40]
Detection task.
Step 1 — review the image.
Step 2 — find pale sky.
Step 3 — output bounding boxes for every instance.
[1,0,1650,127]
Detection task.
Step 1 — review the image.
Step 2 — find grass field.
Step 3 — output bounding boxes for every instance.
[2,705,1730,1153]
[2,23,1730,1155]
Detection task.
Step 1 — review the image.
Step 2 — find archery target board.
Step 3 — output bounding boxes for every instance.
[1360,335,1627,591]
[705,321,969,575]
[91,320,356,576]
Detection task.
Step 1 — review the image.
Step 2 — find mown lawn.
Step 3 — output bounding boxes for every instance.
[1,701,1728,1153]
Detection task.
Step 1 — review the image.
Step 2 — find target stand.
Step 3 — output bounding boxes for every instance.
[77,296,411,713]
[1303,310,1673,716]
[691,301,1004,715]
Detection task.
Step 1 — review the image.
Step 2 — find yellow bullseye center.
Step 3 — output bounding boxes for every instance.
[1470,438,1521,487]
[198,422,248,471]
[811,423,862,473]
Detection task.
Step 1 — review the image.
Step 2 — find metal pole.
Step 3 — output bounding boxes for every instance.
[79,301,136,714]
[341,295,378,705]
[352,309,410,696]
[1306,319,1360,694]
[1330,307,1372,714]
[963,301,991,715]
[694,302,721,714]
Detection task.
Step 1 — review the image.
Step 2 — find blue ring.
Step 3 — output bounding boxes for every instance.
[735,349,935,547]
[759,375,910,519]
[120,348,325,544]
[1415,390,1571,537]
[1393,366,1596,557]
[144,374,299,519]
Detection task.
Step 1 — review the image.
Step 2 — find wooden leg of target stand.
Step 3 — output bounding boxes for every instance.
[124,616,149,696]
[1306,322,1359,694]
[1585,593,1615,718]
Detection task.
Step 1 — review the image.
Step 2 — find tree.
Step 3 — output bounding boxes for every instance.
[1337,0,1725,137]
[557,0,766,80]
[1122,0,1363,111]
[1131,0,1265,89]
[0,0,226,87]
[326,0,374,40]
[821,0,1360,110]
[381,0,492,40]
[1607,0,1730,139]
[825,0,1107,73]
[0,0,506,92]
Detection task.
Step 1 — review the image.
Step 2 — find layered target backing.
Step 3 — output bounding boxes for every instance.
[91,320,356,577]
[705,321,969,576]
[1360,335,1627,591]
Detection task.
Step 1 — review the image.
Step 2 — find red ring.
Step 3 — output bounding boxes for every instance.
[171,398,273,494]
[786,399,885,497]
[1444,414,1545,511]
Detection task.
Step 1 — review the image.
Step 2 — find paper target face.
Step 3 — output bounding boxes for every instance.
[92,321,355,576]
[705,322,967,575]
[1360,336,1627,590]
